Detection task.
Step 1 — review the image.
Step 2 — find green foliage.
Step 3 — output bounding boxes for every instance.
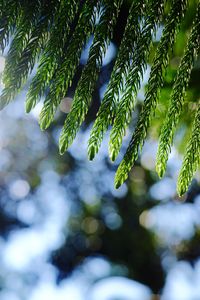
[109,0,165,162]
[0,0,21,52]
[39,0,99,130]
[1,0,57,108]
[156,1,200,177]
[26,0,79,113]
[59,0,123,154]
[88,0,145,160]
[0,0,200,195]
[177,102,200,195]
[115,0,188,188]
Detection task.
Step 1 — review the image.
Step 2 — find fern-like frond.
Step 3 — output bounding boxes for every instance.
[177,102,200,196]
[0,0,199,194]
[0,0,22,52]
[156,2,200,178]
[2,0,43,84]
[109,0,166,163]
[87,0,145,160]
[5,0,58,97]
[39,0,100,130]
[0,0,48,109]
[26,0,79,113]
[59,0,123,155]
[114,0,188,188]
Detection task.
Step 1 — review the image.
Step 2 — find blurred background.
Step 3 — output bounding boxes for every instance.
[0,0,200,299]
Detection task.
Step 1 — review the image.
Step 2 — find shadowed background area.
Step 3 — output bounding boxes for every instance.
[0,1,200,299]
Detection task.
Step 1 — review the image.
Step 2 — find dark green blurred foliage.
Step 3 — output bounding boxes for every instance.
[52,191,164,292]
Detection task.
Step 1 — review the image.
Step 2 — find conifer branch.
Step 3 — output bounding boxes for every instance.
[114,0,188,188]
[59,0,123,155]
[0,0,199,193]
[3,0,58,99]
[109,0,165,163]
[177,103,200,196]
[156,2,200,178]
[0,0,22,52]
[2,0,42,84]
[0,0,46,109]
[39,0,100,130]
[26,0,79,113]
[87,0,145,160]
